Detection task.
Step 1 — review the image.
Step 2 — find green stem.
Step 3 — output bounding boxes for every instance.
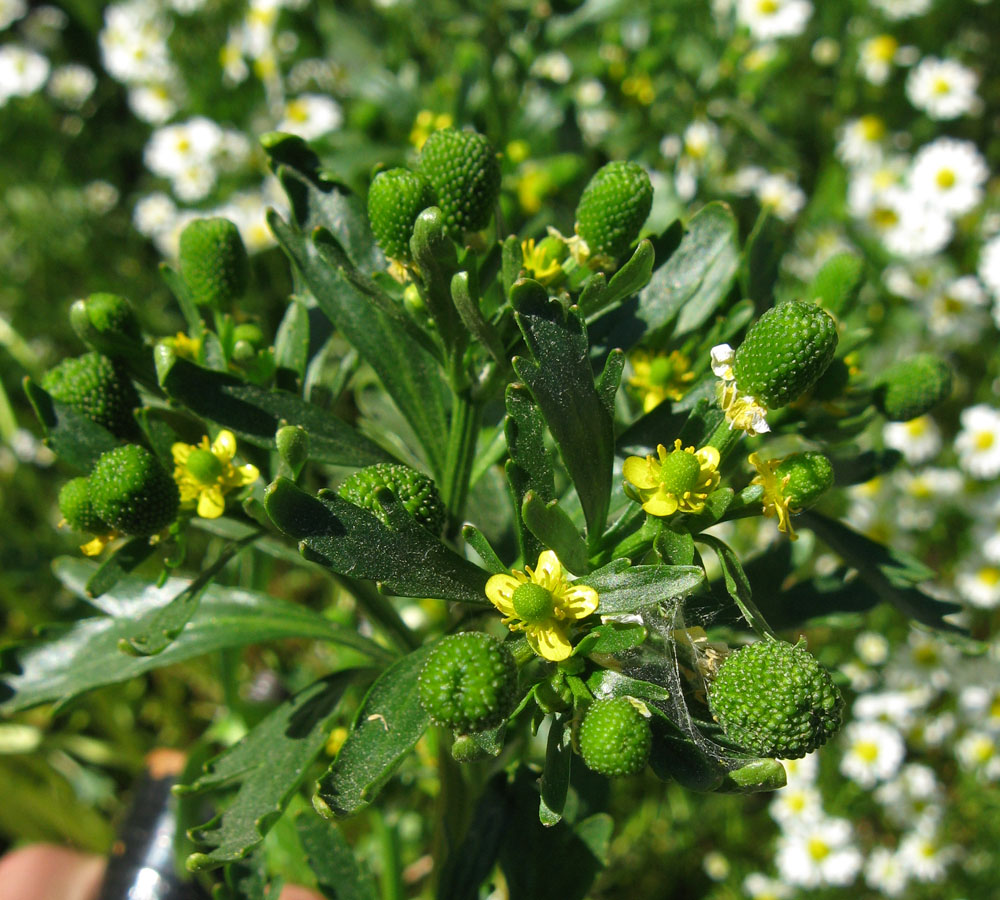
[703,418,745,464]
[441,391,480,535]
[335,575,417,654]
[371,809,404,900]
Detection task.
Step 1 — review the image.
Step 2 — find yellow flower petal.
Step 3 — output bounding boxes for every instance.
[533,550,563,591]
[643,492,680,517]
[623,455,659,489]
[234,462,260,486]
[527,623,572,661]
[196,486,227,519]
[559,584,600,619]
[171,442,193,466]
[485,573,520,616]
[211,430,237,462]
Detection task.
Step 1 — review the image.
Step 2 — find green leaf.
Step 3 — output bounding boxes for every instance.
[740,211,784,315]
[452,270,504,365]
[512,282,614,540]
[436,774,509,900]
[614,202,739,342]
[579,240,655,316]
[575,622,648,657]
[274,297,311,380]
[314,644,433,818]
[539,715,572,826]
[581,560,705,615]
[295,812,378,900]
[409,208,462,353]
[654,529,695,567]
[806,252,864,318]
[696,534,777,639]
[159,262,203,335]
[461,524,508,575]
[23,377,120,472]
[155,347,391,467]
[84,536,158,600]
[501,235,523,297]
[0,558,387,715]
[798,511,963,631]
[269,210,449,478]
[521,492,589,576]
[265,478,489,604]
[504,383,555,563]
[584,669,670,707]
[595,349,625,417]
[183,673,353,870]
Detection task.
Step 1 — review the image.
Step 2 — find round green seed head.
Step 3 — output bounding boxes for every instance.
[574,161,653,263]
[338,462,445,534]
[732,301,839,409]
[418,632,518,733]
[89,444,180,537]
[875,354,953,422]
[418,128,501,238]
[41,351,141,439]
[178,217,249,310]
[658,448,702,496]
[186,448,224,484]
[58,477,108,534]
[775,452,834,510]
[367,168,435,261]
[578,697,652,777]
[708,640,843,759]
[512,582,555,624]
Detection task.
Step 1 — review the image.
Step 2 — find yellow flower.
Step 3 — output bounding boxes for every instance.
[80,530,121,557]
[623,439,721,517]
[409,110,453,150]
[485,550,599,661]
[748,452,797,540]
[169,331,201,361]
[172,430,259,519]
[628,349,696,412]
[521,234,567,285]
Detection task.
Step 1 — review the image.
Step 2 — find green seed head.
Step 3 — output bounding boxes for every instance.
[186,448,224,484]
[658,448,702,497]
[418,632,519,734]
[875,354,953,422]
[512,582,555,624]
[708,639,844,759]
[574,161,653,264]
[41,351,141,439]
[58,477,108,534]
[578,697,652,777]
[367,167,435,261]
[338,462,445,534]
[418,128,501,238]
[178,217,249,310]
[732,301,839,409]
[89,444,180,537]
[775,452,834,510]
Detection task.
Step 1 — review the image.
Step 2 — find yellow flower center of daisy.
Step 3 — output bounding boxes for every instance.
[807,838,831,861]
[871,206,899,229]
[187,448,224,484]
[757,0,778,14]
[979,567,1000,587]
[658,448,703,496]
[859,115,885,142]
[935,168,956,189]
[855,740,879,763]
[512,582,555,625]
[975,431,995,451]
[870,35,897,62]
[932,77,952,95]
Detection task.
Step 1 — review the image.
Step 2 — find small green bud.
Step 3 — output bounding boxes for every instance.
[58,477,108,534]
[708,639,843,759]
[578,697,652,777]
[367,168,435,261]
[41,351,141,439]
[733,300,839,408]
[89,444,180,537]
[775,451,834,510]
[418,128,501,238]
[70,293,142,357]
[275,425,309,478]
[574,161,653,264]
[178,217,249,310]
[338,462,445,534]
[418,632,519,733]
[874,354,953,422]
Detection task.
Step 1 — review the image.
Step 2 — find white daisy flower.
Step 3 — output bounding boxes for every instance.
[47,63,97,109]
[955,404,1000,479]
[575,79,605,107]
[846,155,907,220]
[897,818,958,882]
[840,720,906,787]
[857,34,900,86]
[836,115,887,166]
[853,687,933,733]
[769,783,825,827]
[775,815,863,887]
[874,763,943,826]
[127,83,180,125]
[756,173,806,221]
[780,751,819,785]
[144,117,224,179]
[0,0,27,31]
[979,233,1000,303]
[955,729,1000,778]
[98,0,173,85]
[869,0,932,19]
[530,51,572,84]
[906,56,979,120]
[955,559,1000,609]
[742,872,793,900]
[277,94,343,140]
[864,846,909,898]
[133,191,177,238]
[910,138,988,217]
[883,415,941,464]
[682,119,721,162]
[874,188,954,259]
[926,275,988,340]
[736,0,812,41]
[854,631,890,665]
[0,44,50,105]
[958,684,1000,731]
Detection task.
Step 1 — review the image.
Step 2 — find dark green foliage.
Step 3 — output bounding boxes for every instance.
[41,351,140,438]
[338,462,445,534]
[418,128,501,237]
[89,444,179,536]
[178,217,249,309]
[708,639,843,759]
[418,632,518,734]
[366,167,434,261]
[574,161,653,263]
[874,353,953,421]
[578,696,652,776]
[733,300,838,408]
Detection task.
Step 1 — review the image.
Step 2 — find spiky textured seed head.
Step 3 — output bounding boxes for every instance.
[58,477,108,534]
[708,640,843,759]
[875,354,953,422]
[367,168,435,261]
[338,462,445,534]
[41,352,141,439]
[178,217,249,309]
[732,301,839,408]
[418,128,501,238]
[574,161,653,263]
[89,444,179,537]
[578,696,652,777]
[775,452,834,510]
[418,632,518,733]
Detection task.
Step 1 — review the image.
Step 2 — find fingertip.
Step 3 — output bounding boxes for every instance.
[0,845,106,900]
